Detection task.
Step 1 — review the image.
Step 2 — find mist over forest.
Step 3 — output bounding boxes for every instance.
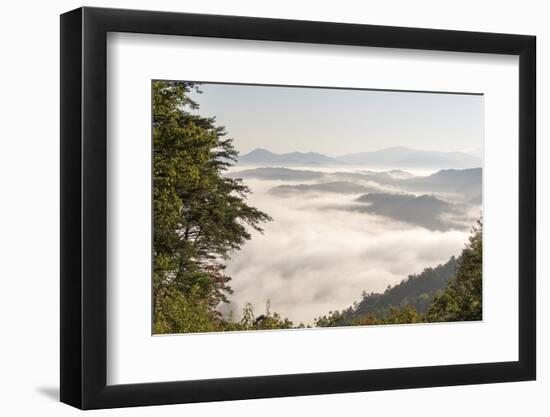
[152,81,483,334]
[222,156,481,325]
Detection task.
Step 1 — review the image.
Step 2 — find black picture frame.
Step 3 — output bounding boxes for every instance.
[60,6,536,410]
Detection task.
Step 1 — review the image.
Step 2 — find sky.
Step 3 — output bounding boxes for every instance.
[187,82,484,156]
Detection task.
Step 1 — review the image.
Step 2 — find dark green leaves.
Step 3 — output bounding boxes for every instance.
[316,221,483,327]
[152,81,272,334]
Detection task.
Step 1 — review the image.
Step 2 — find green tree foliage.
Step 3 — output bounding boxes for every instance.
[152,81,272,333]
[315,256,458,327]
[316,221,482,327]
[314,310,346,327]
[315,304,424,327]
[154,287,217,334]
[426,220,483,322]
[215,300,298,332]
[353,305,423,325]
[354,256,458,316]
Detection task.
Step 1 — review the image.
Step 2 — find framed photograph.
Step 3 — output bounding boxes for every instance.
[60,6,536,409]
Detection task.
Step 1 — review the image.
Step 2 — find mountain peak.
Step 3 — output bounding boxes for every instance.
[245,147,275,156]
[239,148,341,166]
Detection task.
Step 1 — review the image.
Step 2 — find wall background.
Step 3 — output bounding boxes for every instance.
[0,0,545,415]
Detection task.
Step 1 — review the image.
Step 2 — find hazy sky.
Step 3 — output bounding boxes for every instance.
[187,82,483,157]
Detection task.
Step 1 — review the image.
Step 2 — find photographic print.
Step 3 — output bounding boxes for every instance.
[152,81,483,334]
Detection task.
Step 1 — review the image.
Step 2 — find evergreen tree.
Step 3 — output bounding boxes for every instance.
[152,81,272,333]
[427,220,483,322]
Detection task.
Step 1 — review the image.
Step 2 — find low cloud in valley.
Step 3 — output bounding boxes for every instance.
[223,173,477,325]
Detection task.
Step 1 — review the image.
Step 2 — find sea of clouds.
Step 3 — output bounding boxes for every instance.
[222,175,471,325]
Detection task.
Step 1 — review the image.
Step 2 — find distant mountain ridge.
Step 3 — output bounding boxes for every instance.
[401,168,482,203]
[231,166,481,204]
[238,148,341,166]
[270,181,380,196]
[337,146,481,169]
[238,146,482,169]
[351,193,469,231]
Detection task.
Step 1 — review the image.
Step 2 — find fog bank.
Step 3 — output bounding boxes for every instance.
[223,175,473,325]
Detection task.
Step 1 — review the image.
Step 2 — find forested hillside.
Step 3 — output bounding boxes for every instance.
[314,257,457,326]
[315,221,483,327]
